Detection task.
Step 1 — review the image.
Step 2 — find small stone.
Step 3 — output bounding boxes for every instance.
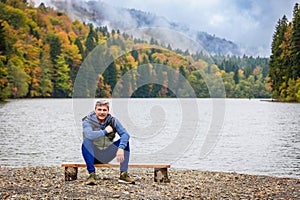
[113,185,119,190]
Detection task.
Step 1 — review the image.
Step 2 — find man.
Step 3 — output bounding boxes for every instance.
[81,100,135,185]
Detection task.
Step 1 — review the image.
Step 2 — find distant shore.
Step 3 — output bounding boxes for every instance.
[260,98,300,103]
[1,166,299,199]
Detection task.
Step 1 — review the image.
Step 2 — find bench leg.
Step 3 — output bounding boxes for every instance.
[65,167,78,181]
[154,168,170,183]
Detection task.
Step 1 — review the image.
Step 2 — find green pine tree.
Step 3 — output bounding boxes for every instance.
[269,16,289,99]
[52,55,71,97]
[291,3,300,80]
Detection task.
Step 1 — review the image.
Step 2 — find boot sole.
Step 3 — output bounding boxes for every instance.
[86,181,97,185]
[118,179,135,184]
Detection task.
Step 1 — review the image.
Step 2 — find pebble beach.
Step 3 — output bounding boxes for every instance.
[0,166,299,199]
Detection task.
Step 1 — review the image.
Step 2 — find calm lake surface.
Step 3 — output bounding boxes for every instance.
[0,98,299,178]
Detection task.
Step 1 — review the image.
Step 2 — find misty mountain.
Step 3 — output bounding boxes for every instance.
[39,0,244,56]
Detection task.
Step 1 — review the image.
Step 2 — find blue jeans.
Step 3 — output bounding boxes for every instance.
[81,138,130,174]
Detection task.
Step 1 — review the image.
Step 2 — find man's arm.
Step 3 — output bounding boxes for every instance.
[82,120,112,140]
[114,118,130,149]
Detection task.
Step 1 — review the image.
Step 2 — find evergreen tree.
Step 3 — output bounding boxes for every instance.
[102,61,118,93]
[0,19,7,55]
[0,56,10,100]
[176,65,187,95]
[47,33,62,64]
[291,3,300,80]
[52,55,71,97]
[269,16,289,98]
[233,68,239,84]
[74,37,86,59]
[85,24,97,55]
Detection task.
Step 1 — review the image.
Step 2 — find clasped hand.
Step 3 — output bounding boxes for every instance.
[105,125,113,133]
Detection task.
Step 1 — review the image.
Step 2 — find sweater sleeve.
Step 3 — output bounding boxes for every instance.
[82,119,107,140]
[115,118,130,149]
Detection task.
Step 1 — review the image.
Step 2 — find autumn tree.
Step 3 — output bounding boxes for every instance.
[7,56,29,97]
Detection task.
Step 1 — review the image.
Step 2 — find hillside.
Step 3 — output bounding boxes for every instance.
[41,0,242,56]
[0,1,271,101]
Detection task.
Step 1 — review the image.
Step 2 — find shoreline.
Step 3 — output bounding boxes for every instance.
[2,165,298,179]
[1,166,299,199]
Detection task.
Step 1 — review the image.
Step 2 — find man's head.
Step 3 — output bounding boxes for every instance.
[94,100,109,123]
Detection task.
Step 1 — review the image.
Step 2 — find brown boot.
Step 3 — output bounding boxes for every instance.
[86,172,97,185]
[118,172,135,184]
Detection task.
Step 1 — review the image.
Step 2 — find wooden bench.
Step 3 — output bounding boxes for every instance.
[61,163,171,183]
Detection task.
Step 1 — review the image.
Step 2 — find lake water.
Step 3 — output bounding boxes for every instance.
[0,98,299,178]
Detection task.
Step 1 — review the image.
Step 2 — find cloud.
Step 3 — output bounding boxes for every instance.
[100,0,298,53]
[209,15,225,26]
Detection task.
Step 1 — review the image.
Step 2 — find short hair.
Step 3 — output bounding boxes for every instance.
[95,100,109,110]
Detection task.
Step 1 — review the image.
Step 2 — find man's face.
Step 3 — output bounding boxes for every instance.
[95,105,109,123]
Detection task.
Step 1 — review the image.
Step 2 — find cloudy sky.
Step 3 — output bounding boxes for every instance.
[99,0,298,55]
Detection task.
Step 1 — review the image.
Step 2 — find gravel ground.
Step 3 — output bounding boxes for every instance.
[0,166,299,199]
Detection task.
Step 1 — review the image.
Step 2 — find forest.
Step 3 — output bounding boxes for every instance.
[0,0,282,100]
[269,3,300,102]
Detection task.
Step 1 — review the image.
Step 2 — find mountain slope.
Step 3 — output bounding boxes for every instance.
[38,0,242,56]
